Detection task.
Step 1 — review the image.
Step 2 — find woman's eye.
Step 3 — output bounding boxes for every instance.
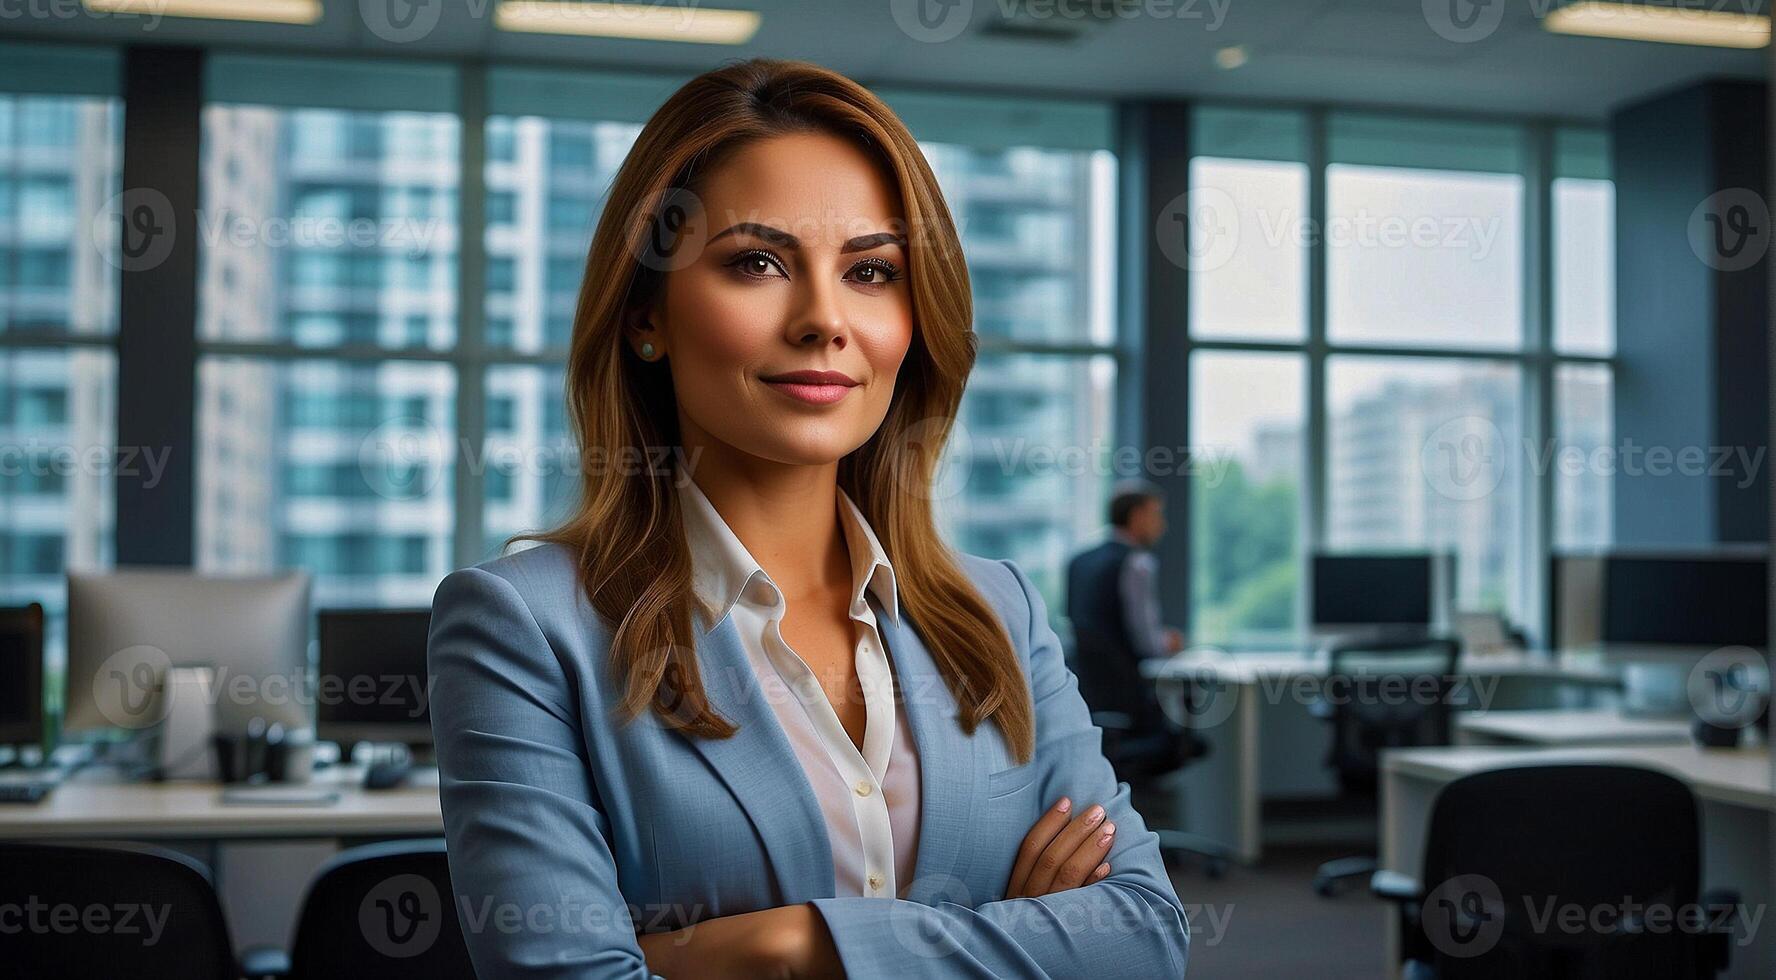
[728,250,785,279]
[848,260,901,285]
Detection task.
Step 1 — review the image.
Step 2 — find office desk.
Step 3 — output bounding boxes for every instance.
[0,765,441,839]
[1455,708,1694,747]
[1145,648,1627,863]
[1380,744,1773,979]
[0,764,442,949]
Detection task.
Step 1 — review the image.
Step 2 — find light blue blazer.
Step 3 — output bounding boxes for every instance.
[428,542,1190,979]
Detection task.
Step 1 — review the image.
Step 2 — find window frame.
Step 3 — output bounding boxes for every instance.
[1182,105,1616,645]
[187,55,1130,594]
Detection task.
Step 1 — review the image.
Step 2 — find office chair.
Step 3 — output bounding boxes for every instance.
[1071,627,1231,877]
[243,838,475,980]
[1310,633,1460,897]
[0,841,239,980]
[1371,765,1739,979]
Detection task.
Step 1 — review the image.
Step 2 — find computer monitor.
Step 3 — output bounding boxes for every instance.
[1601,553,1768,648]
[1312,553,1437,631]
[65,570,311,736]
[316,608,433,747]
[0,604,45,747]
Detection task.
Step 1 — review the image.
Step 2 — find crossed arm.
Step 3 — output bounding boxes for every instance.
[428,562,1189,979]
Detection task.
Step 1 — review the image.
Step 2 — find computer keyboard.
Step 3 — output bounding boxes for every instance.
[0,780,53,804]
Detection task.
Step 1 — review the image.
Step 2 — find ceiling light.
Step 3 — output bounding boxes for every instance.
[1215,45,1249,69]
[1545,1,1769,49]
[85,0,321,24]
[496,1,761,44]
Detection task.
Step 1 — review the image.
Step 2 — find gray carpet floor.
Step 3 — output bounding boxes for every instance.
[1167,845,1388,978]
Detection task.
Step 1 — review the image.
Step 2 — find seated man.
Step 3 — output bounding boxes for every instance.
[1065,482,1191,783]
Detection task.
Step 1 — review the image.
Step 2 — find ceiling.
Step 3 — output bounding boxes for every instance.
[0,0,1765,120]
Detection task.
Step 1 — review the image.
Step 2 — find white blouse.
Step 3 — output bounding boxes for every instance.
[676,477,922,899]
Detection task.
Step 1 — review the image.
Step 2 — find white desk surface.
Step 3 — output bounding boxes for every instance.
[1457,709,1693,746]
[1384,743,1775,812]
[0,764,442,840]
[1145,648,1626,685]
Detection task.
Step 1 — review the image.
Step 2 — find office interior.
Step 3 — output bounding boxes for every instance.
[0,1,1771,977]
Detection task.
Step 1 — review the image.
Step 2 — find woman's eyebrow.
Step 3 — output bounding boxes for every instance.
[841,231,907,253]
[708,221,797,247]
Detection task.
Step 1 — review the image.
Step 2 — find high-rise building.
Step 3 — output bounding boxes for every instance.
[0,95,119,662]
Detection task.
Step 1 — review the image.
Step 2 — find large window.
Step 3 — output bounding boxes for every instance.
[1189,351,1304,641]
[1187,108,1615,644]
[185,65,1120,616]
[901,93,1120,607]
[478,73,652,548]
[0,46,121,673]
[1551,129,1615,549]
[196,58,462,609]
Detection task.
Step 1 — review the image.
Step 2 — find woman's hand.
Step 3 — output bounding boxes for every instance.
[638,902,841,980]
[1004,796,1117,898]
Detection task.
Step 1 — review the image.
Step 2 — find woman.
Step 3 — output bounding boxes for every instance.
[428,59,1189,979]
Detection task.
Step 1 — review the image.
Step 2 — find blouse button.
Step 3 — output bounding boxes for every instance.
[853,779,874,798]
[867,871,883,891]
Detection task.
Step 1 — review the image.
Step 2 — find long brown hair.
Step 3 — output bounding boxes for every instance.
[537,59,1035,763]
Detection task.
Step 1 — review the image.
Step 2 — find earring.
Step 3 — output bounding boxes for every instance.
[640,342,657,359]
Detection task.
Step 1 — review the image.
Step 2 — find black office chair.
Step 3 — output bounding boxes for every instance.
[244,838,475,980]
[1311,633,1460,896]
[1071,627,1231,877]
[1372,765,1740,978]
[0,841,239,980]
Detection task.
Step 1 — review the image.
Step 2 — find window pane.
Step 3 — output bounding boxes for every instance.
[0,348,114,676]
[1554,363,1613,549]
[1187,157,1308,341]
[199,104,460,350]
[922,144,1115,346]
[939,353,1115,611]
[1189,351,1303,645]
[481,364,575,554]
[196,357,455,608]
[0,93,121,335]
[1553,177,1615,355]
[483,116,642,355]
[1327,356,1524,617]
[1327,165,1524,349]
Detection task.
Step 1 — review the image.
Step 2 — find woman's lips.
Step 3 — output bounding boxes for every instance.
[764,380,855,405]
[761,370,859,406]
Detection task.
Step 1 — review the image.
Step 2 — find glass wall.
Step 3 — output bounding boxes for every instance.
[196,59,463,609]
[183,64,1122,616]
[0,46,122,674]
[917,121,1119,606]
[1187,107,1616,644]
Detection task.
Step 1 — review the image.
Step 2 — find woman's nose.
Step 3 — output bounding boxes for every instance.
[787,279,848,350]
